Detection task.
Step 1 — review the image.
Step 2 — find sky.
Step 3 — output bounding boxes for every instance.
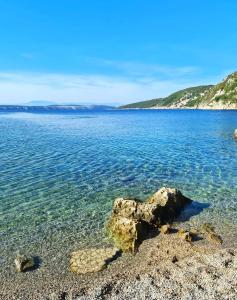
[0,0,237,105]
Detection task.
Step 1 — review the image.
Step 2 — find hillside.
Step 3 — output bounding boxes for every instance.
[120,72,237,109]
[120,86,212,109]
[120,98,163,109]
[196,72,237,109]
[158,85,212,108]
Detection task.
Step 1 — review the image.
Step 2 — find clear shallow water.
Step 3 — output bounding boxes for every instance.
[0,110,237,261]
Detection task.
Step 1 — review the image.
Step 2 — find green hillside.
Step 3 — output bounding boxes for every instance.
[120,85,212,109]
[160,85,212,107]
[196,72,237,107]
[120,72,237,109]
[120,98,163,109]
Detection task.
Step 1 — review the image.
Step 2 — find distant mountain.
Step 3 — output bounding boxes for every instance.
[24,100,57,106]
[120,72,237,109]
[0,104,114,112]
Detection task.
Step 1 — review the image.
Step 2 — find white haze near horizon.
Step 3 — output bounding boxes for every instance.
[0,71,223,106]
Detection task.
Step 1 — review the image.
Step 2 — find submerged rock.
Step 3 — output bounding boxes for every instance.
[106,187,191,252]
[69,248,119,274]
[15,253,35,272]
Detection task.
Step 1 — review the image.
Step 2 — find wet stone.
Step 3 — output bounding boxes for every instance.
[69,248,119,275]
[178,229,193,242]
[200,223,216,234]
[200,223,223,244]
[207,233,223,245]
[15,253,35,272]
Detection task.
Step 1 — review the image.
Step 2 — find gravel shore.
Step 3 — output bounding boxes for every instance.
[1,231,237,300]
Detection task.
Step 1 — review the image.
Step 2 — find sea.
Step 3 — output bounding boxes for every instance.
[0,109,237,273]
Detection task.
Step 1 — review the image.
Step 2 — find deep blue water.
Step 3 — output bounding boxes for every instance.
[0,109,237,258]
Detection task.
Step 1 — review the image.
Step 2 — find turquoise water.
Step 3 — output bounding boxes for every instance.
[0,110,237,263]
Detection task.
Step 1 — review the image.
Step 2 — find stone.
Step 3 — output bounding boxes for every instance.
[106,215,149,252]
[106,187,192,252]
[69,248,119,275]
[206,233,223,245]
[146,187,192,225]
[200,223,223,244]
[171,255,178,263]
[200,223,215,234]
[160,224,171,234]
[190,228,199,235]
[15,253,35,272]
[110,198,142,219]
[178,229,193,242]
[234,129,237,139]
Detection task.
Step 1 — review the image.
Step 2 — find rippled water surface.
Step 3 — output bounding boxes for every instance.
[0,110,237,260]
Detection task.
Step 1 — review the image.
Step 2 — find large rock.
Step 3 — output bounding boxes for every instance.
[109,198,142,219]
[69,248,119,274]
[106,187,191,252]
[106,215,149,253]
[145,187,192,224]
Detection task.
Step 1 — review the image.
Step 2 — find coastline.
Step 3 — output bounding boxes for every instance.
[119,106,237,110]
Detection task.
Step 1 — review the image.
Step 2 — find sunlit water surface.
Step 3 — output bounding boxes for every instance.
[0,110,237,267]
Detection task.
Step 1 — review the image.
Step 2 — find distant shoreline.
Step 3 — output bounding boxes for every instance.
[1,105,237,112]
[0,105,115,112]
[119,107,237,110]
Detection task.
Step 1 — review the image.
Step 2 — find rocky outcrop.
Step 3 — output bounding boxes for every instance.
[106,187,191,252]
[69,248,119,274]
[15,253,35,272]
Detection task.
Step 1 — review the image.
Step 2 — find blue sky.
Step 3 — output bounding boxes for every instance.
[0,0,237,105]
